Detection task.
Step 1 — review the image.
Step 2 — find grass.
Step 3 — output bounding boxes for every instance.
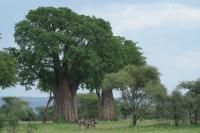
[1,120,200,133]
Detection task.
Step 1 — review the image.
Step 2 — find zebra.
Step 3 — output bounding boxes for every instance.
[78,118,97,128]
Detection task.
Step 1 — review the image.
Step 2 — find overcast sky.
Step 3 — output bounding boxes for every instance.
[0,0,200,97]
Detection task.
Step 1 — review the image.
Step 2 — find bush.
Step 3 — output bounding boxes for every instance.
[77,93,98,119]
[0,112,6,132]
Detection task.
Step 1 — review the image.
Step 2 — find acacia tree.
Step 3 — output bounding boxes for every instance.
[11,7,114,122]
[85,37,145,120]
[1,97,34,132]
[169,90,187,126]
[177,79,200,124]
[103,65,163,126]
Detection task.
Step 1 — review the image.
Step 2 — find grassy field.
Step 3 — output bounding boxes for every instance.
[2,120,200,133]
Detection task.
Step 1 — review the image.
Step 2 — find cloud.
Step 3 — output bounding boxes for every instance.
[82,3,200,34]
[174,51,200,69]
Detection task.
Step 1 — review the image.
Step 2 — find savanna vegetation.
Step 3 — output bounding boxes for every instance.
[0,6,199,133]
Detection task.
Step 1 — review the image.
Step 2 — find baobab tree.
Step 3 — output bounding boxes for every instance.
[11,7,145,122]
[85,37,145,120]
[11,7,113,122]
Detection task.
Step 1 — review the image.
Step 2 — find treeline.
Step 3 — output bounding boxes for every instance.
[0,81,199,130]
[37,79,200,127]
[0,6,199,129]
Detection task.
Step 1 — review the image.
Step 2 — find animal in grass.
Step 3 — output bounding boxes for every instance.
[78,118,97,128]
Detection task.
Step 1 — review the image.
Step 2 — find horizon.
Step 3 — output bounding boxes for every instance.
[1,0,200,97]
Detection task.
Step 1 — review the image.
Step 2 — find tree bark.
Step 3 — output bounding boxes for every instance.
[174,114,180,126]
[132,115,137,126]
[194,108,198,124]
[43,92,53,123]
[95,88,102,119]
[189,108,193,124]
[101,89,115,120]
[53,79,77,122]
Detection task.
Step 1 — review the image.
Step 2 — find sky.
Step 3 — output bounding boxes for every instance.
[0,0,200,97]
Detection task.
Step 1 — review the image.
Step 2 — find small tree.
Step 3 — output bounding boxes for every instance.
[37,75,54,123]
[177,79,200,124]
[103,65,162,126]
[77,93,98,119]
[169,90,187,126]
[153,85,168,119]
[36,106,54,122]
[1,97,34,132]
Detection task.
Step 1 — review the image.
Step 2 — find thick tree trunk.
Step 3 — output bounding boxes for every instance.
[53,79,77,122]
[101,89,115,120]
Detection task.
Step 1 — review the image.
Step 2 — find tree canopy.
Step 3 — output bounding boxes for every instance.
[102,65,164,126]
[0,51,17,89]
[85,36,146,90]
[12,7,114,90]
[177,79,200,124]
[11,7,146,121]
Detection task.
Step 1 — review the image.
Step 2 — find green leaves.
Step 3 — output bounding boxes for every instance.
[1,97,35,121]
[0,112,6,129]
[177,79,200,95]
[12,7,146,94]
[0,51,17,89]
[12,7,114,90]
[102,65,162,126]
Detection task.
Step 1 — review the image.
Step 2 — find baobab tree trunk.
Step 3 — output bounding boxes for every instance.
[53,79,77,122]
[101,89,115,120]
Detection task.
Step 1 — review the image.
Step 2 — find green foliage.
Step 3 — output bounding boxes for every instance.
[36,106,53,121]
[1,97,36,128]
[12,7,113,91]
[177,79,200,95]
[0,51,17,89]
[177,79,200,124]
[117,102,130,119]
[168,90,188,126]
[102,65,162,126]
[77,93,98,118]
[85,36,146,90]
[0,112,6,130]
[0,97,36,132]
[21,108,37,121]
